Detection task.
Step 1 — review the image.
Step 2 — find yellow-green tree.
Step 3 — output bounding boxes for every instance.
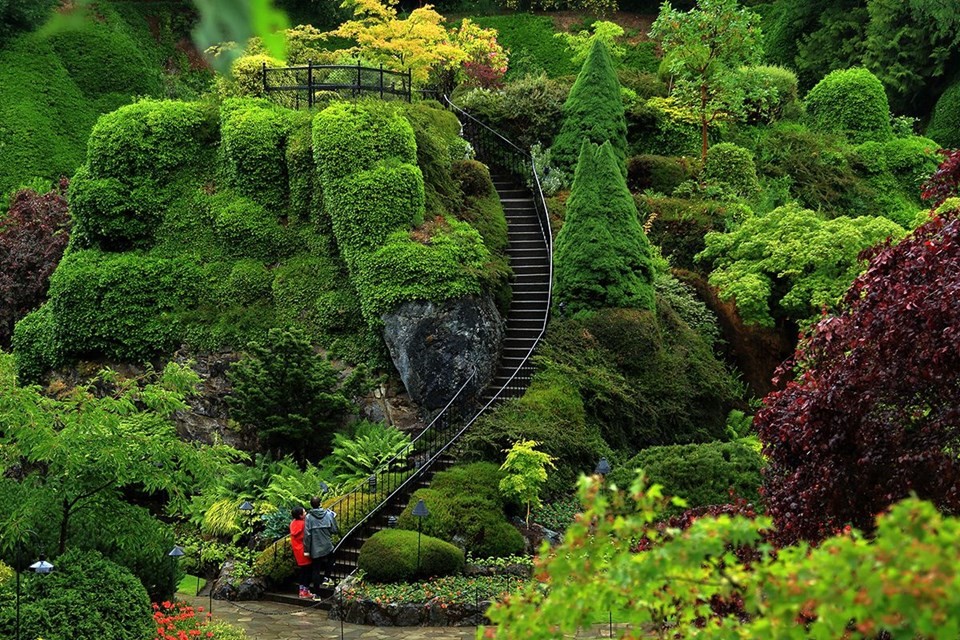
[499,439,555,527]
[326,0,467,86]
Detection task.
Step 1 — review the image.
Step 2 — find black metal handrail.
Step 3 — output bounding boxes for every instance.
[262,61,413,106]
[327,96,553,576]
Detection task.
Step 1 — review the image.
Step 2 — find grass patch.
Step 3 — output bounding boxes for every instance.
[176,574,207,596]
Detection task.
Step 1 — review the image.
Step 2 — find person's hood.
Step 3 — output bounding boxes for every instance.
[307,507,327,518]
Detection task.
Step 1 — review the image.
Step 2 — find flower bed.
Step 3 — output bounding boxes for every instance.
[331,574,528,627]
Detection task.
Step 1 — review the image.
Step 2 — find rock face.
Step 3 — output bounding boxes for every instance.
[212,561,266,601]
[382,294,504,414]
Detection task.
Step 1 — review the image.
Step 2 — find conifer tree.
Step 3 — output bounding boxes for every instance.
[550,38,627,177]
[554,141,655,314]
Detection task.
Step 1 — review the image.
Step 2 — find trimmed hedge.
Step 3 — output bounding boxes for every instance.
[253,536,295,586]
[609,439,763,513]
[207,190,291,261]
[396,463,524,559]
[804,67,892,144]
[11,303,59,384]
[313,101,417,182]
[358,529,464,583]
[554,141,655,313]
[45,249,202,362]
[551,39,627,177]
[220,98,299,212]
[68,164,165,250]
[927,79,960,149]
[86,98,216,181]
[402,101,463,217]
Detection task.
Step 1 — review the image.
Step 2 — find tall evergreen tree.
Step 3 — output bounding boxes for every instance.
[550,38,627,178]
[553,141,655,314]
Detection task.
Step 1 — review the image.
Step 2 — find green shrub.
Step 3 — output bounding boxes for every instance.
[223,260,274,307]
[452,159,494,199]
[46,249,202,362]
[206,191,290,261]
[401,102,463,216]
[627,98,703,158]
[454,74,571,149]
[609,439,763,513]
[330,161,426,259]
[926,80,960,149]
[68,164,165,250]
[253,536,295,586]
[704,143,760,199]
[0,0,58,45]
[395,463,524,558]
[753,122,873,218]
[804,67,892,144]
[358,529,465,582]
[69,499,180,602]
[740,64,799,123]
[220,99,296,212]
[285,116,318,223]
[86,98,216,180]
[626,154,694,194]
[11,303,60,384]
[356,221,490,322]
[271,254,357,334]
[7,549,153,640]
[46,9,163,99]
[219,54,299,108]
[462,366,608,495]
[554,141,655,313]
[551,39,627,177]
[313,101,418,182]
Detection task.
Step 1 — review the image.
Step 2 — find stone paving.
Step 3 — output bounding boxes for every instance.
[188,595,624,639]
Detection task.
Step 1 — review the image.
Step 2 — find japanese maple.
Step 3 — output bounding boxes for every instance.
[756,207,960,546]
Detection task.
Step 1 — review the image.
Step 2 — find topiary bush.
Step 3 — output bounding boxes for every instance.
[68,164,165,250]
[402,101,463,216]
[312,101,418,182]
[4,549,154,640]
[220,99,298,212]
[86,98,216,180]
[609,439,763,514]
[357,529,465,583]
[704,143,760,199]
[11,303,59,383]
[395,463,525,558]
[926,80,960,149]
[554,141,656,314]
[46,249,203,362]
[551,38,627,178]
[206,190,290,261]
[804,67,892,144]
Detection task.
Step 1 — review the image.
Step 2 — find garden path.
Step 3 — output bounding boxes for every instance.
[187,596,624,639]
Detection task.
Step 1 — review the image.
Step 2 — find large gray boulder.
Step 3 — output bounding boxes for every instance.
[382,294,504,414]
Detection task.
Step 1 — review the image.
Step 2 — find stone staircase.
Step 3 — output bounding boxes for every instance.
[263,105,552,610]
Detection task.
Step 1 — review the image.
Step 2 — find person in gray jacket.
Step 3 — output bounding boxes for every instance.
[304,495,339,592]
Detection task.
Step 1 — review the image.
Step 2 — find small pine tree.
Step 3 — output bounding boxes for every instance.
[550,38,627,178]
[554,141,656,314]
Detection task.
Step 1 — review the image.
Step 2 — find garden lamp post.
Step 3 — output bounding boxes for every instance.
[595,458,611,477]
[412,499,430,575]
[16,530,53,640]
[168,545,185,596]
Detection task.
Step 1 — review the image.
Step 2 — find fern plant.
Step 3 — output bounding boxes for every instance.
[327,421,412,486]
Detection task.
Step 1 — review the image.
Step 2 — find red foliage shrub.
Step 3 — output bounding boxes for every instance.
[921,148,960,208]
[0,178,70,347]
[756,208,960,546]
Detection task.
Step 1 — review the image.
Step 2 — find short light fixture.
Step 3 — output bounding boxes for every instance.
[412,499,430,575]
[238,501,254,512]
[367,475,377,492]
[595,458,611,476]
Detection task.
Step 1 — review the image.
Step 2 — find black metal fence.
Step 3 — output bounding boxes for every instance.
[262,61,413,107]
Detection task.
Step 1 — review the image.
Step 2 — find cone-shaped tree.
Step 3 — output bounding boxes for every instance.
[554,141,655,314]
[550,38,627,177]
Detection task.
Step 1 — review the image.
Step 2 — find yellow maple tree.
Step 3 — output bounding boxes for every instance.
[327,0,467,86]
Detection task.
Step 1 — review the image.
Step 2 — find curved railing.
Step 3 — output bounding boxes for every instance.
[327,97,553,575]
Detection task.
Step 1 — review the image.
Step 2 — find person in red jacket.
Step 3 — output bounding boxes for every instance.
[289,506,314,598]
